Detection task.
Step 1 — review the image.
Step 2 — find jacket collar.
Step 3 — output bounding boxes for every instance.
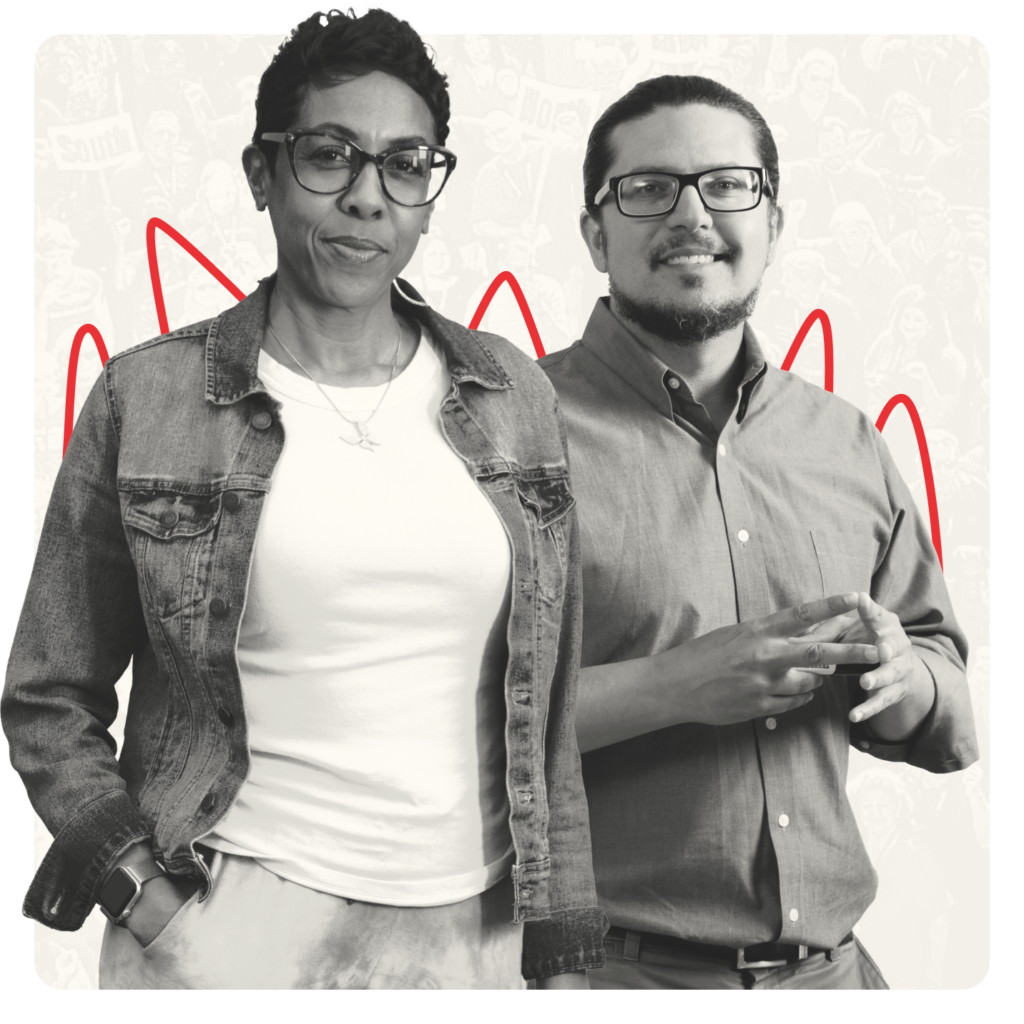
[205,275,513,405]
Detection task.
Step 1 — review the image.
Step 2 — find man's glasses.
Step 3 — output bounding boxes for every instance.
[261,131,458,207]
[594,167,772,217]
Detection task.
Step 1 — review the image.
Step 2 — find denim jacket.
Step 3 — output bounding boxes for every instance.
[3,276,606,980]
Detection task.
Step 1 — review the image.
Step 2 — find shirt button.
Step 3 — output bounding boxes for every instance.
[209,597,229,617]
[200,793,216,813]
[766,717,777,730]
[222,491,241,512]
[667,377,680,389]
[737,529,750,543]
[778,813,790,828]
[160,510,179,529]
[217,706,235,727]
[718,444,726,457]
[251,410,272,430]
[859,740,871,750]
[789,908,799,922]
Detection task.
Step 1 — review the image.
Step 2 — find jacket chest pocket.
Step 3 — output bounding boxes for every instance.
[121,491,222,621]
[513,470,575,607]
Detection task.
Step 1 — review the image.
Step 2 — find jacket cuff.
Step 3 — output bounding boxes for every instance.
[23,789,150,932]
[521,905,609,980]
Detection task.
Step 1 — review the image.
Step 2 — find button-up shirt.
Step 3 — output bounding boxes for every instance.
[540,298,977,949]
[3,277,605,980]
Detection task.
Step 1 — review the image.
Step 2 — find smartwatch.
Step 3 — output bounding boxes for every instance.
[97,862,165,925]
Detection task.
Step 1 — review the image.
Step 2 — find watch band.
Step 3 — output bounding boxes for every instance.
[98,861,166,925]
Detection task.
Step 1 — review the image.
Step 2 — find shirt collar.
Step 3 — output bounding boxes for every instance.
[579,297,768,419]
[204,275,513,405]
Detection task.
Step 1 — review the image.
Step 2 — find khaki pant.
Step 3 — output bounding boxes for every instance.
[99,849,524,989]
[592,934,889,990]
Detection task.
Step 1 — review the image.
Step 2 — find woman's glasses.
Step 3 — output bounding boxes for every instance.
[261,131,457,207]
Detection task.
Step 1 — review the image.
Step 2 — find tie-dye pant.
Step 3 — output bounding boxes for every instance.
[99,848,525,989]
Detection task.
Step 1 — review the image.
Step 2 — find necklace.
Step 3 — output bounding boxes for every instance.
[266,318,403,452]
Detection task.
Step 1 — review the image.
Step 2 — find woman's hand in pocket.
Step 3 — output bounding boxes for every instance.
[124,874,193,947]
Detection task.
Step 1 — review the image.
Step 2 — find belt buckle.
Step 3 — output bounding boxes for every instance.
[736,944,808,970]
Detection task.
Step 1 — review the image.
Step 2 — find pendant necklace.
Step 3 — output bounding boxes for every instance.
[266,318,403,452]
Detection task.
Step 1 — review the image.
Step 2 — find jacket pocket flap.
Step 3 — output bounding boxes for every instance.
[122,492,222,540]
[514,472,575,528]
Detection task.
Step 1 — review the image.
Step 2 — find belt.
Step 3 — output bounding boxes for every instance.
[605,925,853,970]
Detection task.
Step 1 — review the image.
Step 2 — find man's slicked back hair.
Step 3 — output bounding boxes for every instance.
[582,75,780,212]
[253,8,451,168]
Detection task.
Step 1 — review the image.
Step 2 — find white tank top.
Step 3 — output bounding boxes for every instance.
[204,325,515,905]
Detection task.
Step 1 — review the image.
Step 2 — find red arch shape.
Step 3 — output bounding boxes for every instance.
[71,232,946,574]
[875,393,943,569]
[468,271,546,358]
[780,308,834,393]
[146,217,245,335]
[63,324,110,457]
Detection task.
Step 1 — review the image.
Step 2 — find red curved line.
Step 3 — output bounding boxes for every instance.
[63,324,110,458]
[146,217,245,335]
[780,308,834,393]
[468,271,546,358]
[875,393,943,570]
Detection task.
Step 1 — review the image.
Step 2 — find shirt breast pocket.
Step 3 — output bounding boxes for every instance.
[809,527,877,598]
[121,490,223,621]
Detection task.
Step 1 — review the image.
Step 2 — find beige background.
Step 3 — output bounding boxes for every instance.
[27,29,988,989]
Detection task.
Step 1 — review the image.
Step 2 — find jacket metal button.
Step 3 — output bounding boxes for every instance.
[210,597,229,617]
[160,510,180,528]
[200,793,216,813]
[251,410,272,430]
[223,491,241,512]
[217,707,235,727]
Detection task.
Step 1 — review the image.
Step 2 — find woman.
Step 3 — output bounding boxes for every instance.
[3,10,603,989]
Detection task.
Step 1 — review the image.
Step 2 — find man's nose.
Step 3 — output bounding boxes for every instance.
[664,183,714,232]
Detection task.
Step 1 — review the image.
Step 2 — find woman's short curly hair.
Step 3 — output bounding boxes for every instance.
[252,8,451,168]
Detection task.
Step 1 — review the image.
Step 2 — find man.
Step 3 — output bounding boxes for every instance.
[540,75,977,990]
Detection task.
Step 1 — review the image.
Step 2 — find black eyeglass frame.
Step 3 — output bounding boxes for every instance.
[261,131,458,207]
[593,166,773,217]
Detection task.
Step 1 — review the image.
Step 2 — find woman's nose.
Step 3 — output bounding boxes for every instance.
[337,160,387,218]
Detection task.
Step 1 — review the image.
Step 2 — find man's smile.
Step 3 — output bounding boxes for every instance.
[663,253,721,266]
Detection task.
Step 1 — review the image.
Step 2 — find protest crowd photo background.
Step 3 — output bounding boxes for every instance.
[31,32,988,989]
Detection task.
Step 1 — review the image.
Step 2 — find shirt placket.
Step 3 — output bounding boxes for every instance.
[712,401,807,943]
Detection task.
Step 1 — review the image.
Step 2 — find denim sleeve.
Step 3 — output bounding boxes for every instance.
[847,431,978,773]
[520,410,608,981]
[2,368,152,931]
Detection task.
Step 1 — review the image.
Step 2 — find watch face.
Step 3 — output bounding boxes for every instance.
[98,869,138,919]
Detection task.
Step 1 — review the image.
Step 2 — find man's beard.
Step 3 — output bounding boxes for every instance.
[609,279,761,346]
